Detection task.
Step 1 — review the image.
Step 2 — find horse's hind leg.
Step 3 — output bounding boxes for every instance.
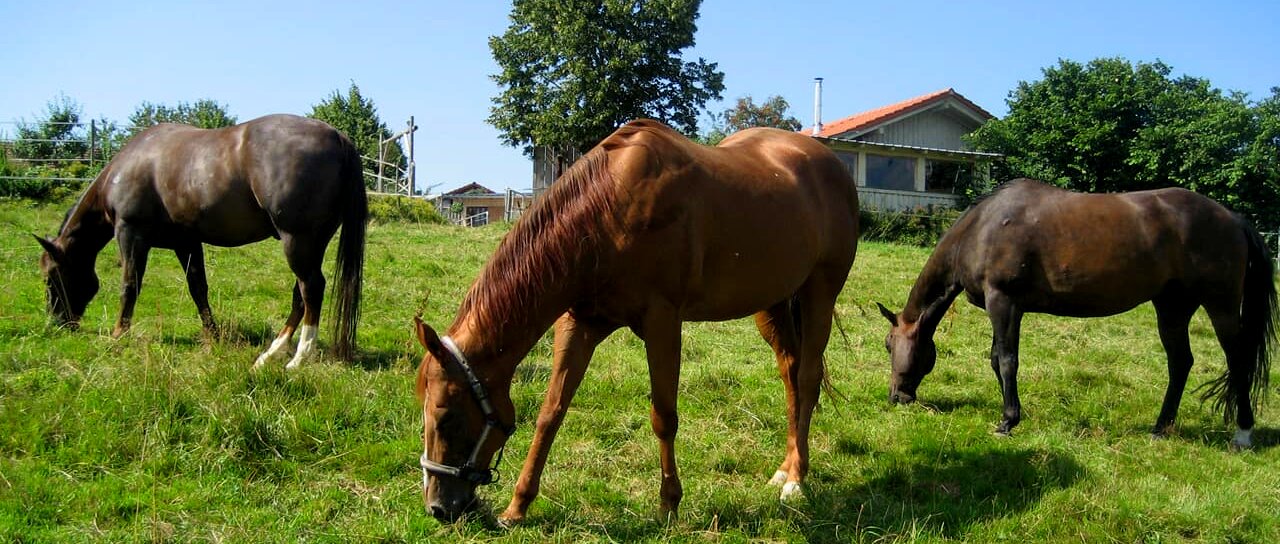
[757,270,841,501]
[253,282,302,368]
[755,302,800,489]
[175,243,217,337]
[1152,296,1198,436]
[282,234,327,369]
[1203,302,1256,449]
[113,226,151,338]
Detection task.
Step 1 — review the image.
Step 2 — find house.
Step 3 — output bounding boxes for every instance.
[805,88,1001,211]
[436,182,531,226]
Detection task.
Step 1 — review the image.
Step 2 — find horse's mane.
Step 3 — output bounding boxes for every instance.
[452,148,618,340]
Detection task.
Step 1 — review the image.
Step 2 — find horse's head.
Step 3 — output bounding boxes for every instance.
[35,235,98,329]
[413,317,515,522]
[877,302,936,404]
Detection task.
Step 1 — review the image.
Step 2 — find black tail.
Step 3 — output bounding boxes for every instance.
[330,141,367,361]
[1200,222,1276,424]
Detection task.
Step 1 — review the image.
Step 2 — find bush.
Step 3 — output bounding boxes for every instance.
[366,194,447,225]
[860,206,963,247]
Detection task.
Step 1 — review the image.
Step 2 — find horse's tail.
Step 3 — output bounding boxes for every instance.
[330,139,367,361]
[1201,220,1276,424]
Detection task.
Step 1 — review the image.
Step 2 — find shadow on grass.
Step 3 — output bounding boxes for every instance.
[349,347,409,371]
[793,446,1085,542]
[918,394,994,414]
[480,445,1084,542]
[1129,422,1280,452]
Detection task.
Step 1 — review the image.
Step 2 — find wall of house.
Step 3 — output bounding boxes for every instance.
[857,107,977,150]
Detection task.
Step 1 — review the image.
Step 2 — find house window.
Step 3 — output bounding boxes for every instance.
[925,159,973,194]
[466,206,488,227]
[836,151,858,180]
[865,154,915,191]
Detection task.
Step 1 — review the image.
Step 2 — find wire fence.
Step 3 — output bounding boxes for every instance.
[1,119,415,197]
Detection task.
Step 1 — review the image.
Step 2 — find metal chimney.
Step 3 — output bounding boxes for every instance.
[812,77,824,136]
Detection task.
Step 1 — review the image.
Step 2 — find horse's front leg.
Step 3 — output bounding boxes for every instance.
[499,313,614,526]
[640,307,683,521]
[986,290,1024,435]
[175,243,217,337]
[113,226,151,338]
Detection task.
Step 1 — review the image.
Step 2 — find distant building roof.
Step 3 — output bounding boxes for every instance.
[443,182,498,196]
[804,88,994,139]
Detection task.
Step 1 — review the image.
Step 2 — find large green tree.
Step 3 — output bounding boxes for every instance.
[488,0,725,156]
[701,94,802,145]
[128,99,237,134]
[14,94,89,161]
[970,58,1280,227]
[309,83,404,190]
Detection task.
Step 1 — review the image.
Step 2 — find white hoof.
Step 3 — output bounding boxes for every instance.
[780,481,804,501]
[767,470,787,487]
[1231,428,1253,450]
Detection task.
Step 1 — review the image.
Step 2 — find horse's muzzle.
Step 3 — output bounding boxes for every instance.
[890,389,916,404]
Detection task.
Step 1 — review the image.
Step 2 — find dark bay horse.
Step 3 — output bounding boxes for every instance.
[877,179,1275,448]
[413,119,859,522]
[36,114,367,367]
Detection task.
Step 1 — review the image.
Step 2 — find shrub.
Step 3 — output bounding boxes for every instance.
[366,194,447,225]
[859,206,963,247]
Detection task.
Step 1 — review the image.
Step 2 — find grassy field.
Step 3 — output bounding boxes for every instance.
[1,198,1278,543]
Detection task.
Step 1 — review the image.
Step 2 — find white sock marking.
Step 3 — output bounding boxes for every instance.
[1232,428,1253,449]
[253,334,293,368]
[768,470,787,486]
[285,324,318,369]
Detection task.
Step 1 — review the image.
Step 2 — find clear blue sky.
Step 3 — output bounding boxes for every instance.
[3,1,1277,193]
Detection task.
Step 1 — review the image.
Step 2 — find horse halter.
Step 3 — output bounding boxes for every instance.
[420,335,516,487]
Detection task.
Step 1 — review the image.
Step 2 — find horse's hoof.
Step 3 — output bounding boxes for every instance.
[779,481,805,501]
[767,470,787,487]
[1230,429,1253,451]
[992,428,1012,438]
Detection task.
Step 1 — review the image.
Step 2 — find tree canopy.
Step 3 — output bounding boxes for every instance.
[701,95,802,145]
[488,0,725,156]
[970,57,1280,228]
[128,99,237,134]
[14,94,89,161]
[309,83,404,190]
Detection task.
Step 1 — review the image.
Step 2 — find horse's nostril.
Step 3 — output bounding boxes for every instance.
[430,504,449,520]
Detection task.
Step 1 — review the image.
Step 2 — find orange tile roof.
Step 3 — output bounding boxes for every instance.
[802,88,994,138]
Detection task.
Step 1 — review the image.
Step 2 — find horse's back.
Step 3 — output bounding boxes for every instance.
[596,120,858,320]
[101,115,352,247]
[956,179,1246,315]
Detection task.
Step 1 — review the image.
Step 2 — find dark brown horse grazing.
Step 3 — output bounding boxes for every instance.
[36,114,367,367]
[413,119,859,523]
[877,179,1275,447]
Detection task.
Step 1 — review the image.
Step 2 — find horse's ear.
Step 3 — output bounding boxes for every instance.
[413,315,444,355]
[876,302,898,326]
[33,234,64,261]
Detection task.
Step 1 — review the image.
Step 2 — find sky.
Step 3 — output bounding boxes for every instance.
[3,1,1277,193]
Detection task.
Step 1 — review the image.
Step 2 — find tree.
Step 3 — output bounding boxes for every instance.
[488,0,725,157]
[309,83,404,190]
[128,99,237,134]
[970,57,1280,228]
[14,94,88,161]
[701,94,802,145]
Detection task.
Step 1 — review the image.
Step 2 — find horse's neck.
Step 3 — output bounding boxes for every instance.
[903,245,963,334]
[60,181,113,259]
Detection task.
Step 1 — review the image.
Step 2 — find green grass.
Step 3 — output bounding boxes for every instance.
[2,197,1278,543]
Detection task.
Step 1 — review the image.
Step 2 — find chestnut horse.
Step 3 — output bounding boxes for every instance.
[36,114,367,366]
[413,119,859,522]
[877,179,1275,447]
